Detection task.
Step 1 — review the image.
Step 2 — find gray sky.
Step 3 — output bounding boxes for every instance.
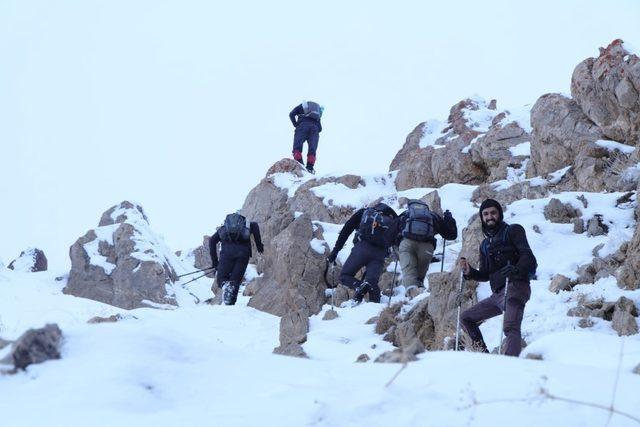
[1,0,639,269]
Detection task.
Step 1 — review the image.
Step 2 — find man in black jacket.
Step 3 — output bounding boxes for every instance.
[397,200,458,289]
[209,212,264,305]
[289,101,323,174]
[328,203,399,303]
[458,199,537,356]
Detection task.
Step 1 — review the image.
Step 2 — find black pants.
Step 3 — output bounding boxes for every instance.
[216,244,250,287]
[292,121,320,166]
[460,280,530,356]
[339,241,387,303]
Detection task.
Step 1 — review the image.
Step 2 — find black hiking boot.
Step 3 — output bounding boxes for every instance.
[306,164,315,174]
[353,281,371,303]
[222,282,239,305]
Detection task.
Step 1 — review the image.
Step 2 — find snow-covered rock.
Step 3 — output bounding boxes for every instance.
[7,248,48,272]
[3,323,63,371]
[64,201,187,310]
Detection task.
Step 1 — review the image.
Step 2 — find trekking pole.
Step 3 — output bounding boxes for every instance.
[330,263,336,311]
[455,265,465,352]
[181,270,215,287]
[388,248,399,308]
[499,263,510,355]
[176,266,216,278]
[440,239,447,272]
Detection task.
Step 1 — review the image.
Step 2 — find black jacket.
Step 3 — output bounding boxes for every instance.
[289,104,322,132]
[209,222,263,266]
[464,222,537,292]
[333,205,399,253]
[397,210,458,246]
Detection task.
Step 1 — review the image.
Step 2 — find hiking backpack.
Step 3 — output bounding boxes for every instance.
[402,200,434,242]
[219,213,251,242]
[357,207,394,248]
[480,224,538,280]
[302,101,323,120]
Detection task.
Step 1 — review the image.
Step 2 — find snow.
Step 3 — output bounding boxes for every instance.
[311,173,397,209]
[462,96,502,133]
[270,172,315,198]
[509,141,531,157]
[418,119,448,149]
[595,139,636,154]
[6,248,37,272]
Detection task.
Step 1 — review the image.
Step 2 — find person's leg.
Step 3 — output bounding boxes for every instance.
[306,126,320,167]
[339,244,368,289]
[460,294,502,352]
[363,255,385,303]
[216,252,233,287]
[415,241,435,286]
[292,126,305,164]
[224,255,250,305]
[399,239,418,287]
[503,297,526,356]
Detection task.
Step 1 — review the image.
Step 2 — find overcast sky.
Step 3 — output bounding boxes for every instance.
[1,0,639,269]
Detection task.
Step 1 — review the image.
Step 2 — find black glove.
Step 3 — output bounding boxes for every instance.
[256,243,264,254]
[444,210,453,221]
[328,249,338,264]
[499,264,519,279]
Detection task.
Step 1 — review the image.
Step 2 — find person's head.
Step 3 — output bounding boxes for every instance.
[479,199,503,231]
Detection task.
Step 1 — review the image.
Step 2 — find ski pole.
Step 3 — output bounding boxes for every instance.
[440,239,447,272]
[181,270,215,287]
[388,248,399,308]
[455,265,465,351]
[176,266,216,278]
[499,263,510,355]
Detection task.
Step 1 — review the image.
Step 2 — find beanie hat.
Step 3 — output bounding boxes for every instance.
[479,199,503,222]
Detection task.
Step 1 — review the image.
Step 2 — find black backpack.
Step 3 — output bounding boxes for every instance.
[402,200,434,242]
[481,224,538,280]
[357,207,394,248]
[219,213,251,242]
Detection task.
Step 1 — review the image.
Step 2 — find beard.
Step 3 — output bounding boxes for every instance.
[483,219,498,230]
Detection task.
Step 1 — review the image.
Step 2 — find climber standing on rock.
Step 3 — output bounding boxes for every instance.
[289,100,323,174]
[209,211,264,305]
[457,199,537,357]
[397,200,458,289]
[328,202,399,303]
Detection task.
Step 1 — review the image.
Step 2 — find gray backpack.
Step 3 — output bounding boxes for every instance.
[402,200,434,242]
[219,213,251,242]
[302,101,323,120]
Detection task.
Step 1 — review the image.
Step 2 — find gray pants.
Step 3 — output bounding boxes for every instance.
[399,239,434,287]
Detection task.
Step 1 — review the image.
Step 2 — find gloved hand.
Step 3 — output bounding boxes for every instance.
[444,210,453,221]
[499,264,519,279]
[327,249,338,264]
[256,243,264,254]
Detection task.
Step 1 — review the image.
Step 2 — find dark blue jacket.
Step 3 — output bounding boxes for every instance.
[289,104,322,132]
[209,222,263,266]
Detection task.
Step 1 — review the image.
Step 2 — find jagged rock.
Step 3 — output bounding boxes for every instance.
[365,316,379,325]
[543,198,581,223]
[288,175,362,224]
[8,248,48,272]
[571,39,640,144]
[9,324,63,370]
[192,236,215,278]
[471,181,549,207]
[405,286,425,299]
[525,353,543,361]
[420,191,443,217]
[578,317,594,328]
[548,274,573,293]
[391,298,436,350]
[64,201,182,310]
[390,98,493,190]
[374,339,424,363]
[247,215,327,317]
[273,309,310,358]
[334,284,354,307]
[573,218,585,234]
[611,296,639,336]
[459,215,483,267]
[375,303,402,335]
[586,215,609,236]
[356,354,370,363]
[87,313,136,324]
[322,309,339,321]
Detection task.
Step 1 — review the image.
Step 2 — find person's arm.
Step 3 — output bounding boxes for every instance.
[209,232,221,267]
[435,210,458,241]
[332,209,364,254]
[289,104,303,127]
[508,224,537,277]
[463,246,490,282]
[250,222,264,253]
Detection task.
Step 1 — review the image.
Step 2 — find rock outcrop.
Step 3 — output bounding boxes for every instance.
[64,201,184,310]
[273,309,309,358]
[8,248,48,272]
[3,324,63,370]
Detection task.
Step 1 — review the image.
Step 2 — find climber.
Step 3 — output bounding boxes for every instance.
[327,202,399,303]
[397,200,458,289]
[209,211,264,305]
[289,100,323,174]
[457,199,537,356]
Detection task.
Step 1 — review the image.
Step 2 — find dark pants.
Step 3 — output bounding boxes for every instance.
[292,121,320,166]
[216,244,250,304]
[460,280,530,356]
[339,241,388,303]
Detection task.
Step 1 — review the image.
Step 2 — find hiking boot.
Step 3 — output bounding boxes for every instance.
[353,281,371,303]
[306,164,315,174]
[222,282,239,305]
